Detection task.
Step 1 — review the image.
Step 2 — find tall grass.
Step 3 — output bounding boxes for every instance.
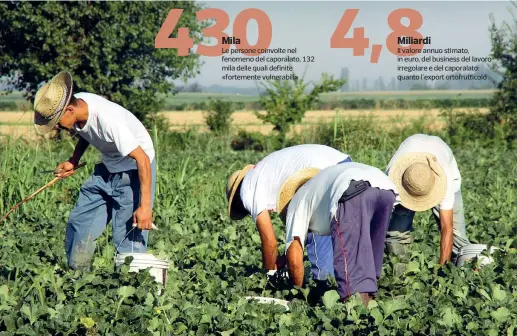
[0,109,508,221]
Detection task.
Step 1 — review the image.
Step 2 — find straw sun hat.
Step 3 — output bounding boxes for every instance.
[388,152,447,211]
[276,167,321,223]
[33,71,74,135]
[226,164,255,220]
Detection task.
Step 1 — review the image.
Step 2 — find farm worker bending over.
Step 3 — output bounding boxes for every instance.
[225,144,351,280]
[385,134,470,264]
[32,71,156,270]
[280,163,399,306]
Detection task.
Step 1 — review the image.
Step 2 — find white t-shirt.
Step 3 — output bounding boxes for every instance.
[285,162,400,252]
[239,144,351,221]
[73,93,155,173]
[385,134,461,210]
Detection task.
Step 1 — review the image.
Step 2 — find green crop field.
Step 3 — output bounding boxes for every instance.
[0,115,516,334]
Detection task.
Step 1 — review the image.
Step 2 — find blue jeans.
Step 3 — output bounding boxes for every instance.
[305,154,352,281]
[65,160,156,270]
[337,157,353,164]
[386,190,470,256]
[306,232,334,280]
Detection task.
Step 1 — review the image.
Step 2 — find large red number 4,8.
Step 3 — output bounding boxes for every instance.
[386,8,424,56]
[330,9,369,55]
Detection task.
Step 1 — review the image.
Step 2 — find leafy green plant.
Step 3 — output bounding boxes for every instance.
[204,99,235,135]
[487,7,517,142]
[254,72,346,144]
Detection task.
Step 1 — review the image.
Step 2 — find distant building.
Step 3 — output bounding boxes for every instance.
[340,67,349,92]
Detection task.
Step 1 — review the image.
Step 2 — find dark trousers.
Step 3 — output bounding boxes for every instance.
[388,204,416,232]
[330,186,396,299]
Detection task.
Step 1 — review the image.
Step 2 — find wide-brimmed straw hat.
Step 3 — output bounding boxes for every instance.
[276,167,321,223]
[226,164,254,220]
[33,71,74,135]
[388,152,447,211]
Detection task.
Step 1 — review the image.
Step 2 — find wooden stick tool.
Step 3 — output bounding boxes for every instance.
[0,162,86,222]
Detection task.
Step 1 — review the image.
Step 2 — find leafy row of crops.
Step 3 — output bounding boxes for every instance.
[0,115,516,334]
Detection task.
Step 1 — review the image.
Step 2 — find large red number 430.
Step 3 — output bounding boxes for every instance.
[155,8,272,57]
[155,9,193,56]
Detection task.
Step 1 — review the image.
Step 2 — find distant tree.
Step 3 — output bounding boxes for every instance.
[254,73,346,144]
[487,7,517,139]
[184,82,203,92]
[434,82,451,90]
[410,83,429,90]
[0,1,206,127]
[340,67,349,91]
[204,99,234,135]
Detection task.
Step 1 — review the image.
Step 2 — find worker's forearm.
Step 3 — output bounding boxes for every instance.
[255,212,278,270]
[261,237,278,270]
[439,210,454,264]
[439,228,454,264]
[287,240,304,287]
[136,155,152,208]
[69,137,89,165]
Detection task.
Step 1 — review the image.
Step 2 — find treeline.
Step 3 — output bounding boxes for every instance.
[166,97,492,111]
[0,97,492,112]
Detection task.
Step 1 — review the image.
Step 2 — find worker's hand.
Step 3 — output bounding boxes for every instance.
[266,270,279,287]
[55,161,76,178]
[133,206,152,230]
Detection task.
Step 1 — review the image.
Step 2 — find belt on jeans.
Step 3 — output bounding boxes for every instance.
[338,180,370,203]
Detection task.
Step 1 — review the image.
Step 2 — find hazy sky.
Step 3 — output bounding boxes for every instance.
[181,1,515,88]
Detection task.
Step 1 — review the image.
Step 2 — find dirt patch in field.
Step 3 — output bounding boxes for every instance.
[0,108,488,138]
[160,108,487,127]
[168,116,447,135]
[0,125,36,140]
[0,124,62,141]
[0,112,33,123]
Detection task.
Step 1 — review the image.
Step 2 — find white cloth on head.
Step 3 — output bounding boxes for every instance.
[385,134,460,210]
[73,93,155,173]
[239,144,351,222]
[284,162,400,252]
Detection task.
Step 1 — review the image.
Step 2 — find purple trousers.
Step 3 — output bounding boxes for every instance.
[330,186,396,300]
